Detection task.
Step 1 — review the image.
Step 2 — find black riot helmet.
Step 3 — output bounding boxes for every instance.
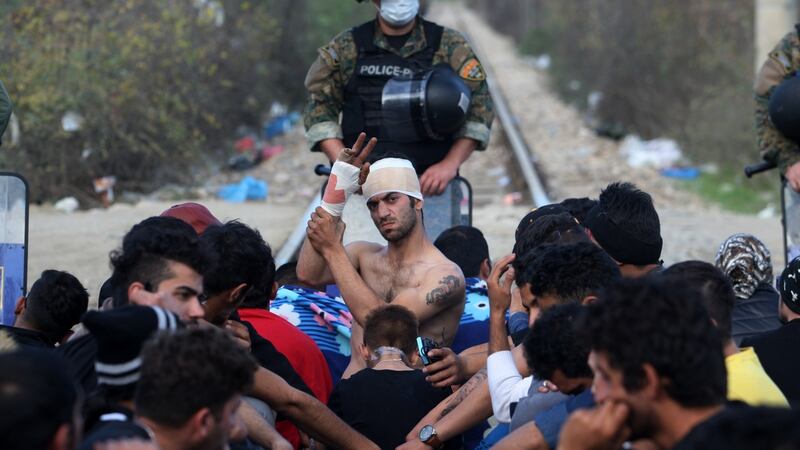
[382,65,472,142]
[769,75,800,143]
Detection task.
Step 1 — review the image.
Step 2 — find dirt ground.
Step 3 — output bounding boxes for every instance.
[28,200,309,301]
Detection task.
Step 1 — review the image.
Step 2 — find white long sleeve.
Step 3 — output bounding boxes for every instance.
[487,350,533,423]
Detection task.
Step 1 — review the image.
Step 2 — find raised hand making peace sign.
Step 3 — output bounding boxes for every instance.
[337,132,377,187]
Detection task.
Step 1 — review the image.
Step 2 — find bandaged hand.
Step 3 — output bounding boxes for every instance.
[320,132,377,216]
[320,160,361,216]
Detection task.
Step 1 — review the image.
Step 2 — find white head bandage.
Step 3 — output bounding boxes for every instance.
[362,158,423,202]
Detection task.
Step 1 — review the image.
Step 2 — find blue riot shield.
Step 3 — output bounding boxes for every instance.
[0,173,28,325]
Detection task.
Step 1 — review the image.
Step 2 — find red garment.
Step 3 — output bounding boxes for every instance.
[239,308,333,449]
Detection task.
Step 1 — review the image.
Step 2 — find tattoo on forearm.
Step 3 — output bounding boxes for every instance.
[440,368,487,418]
[426,275,462,305]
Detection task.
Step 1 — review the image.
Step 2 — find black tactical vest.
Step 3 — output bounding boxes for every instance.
[342,19,452,175]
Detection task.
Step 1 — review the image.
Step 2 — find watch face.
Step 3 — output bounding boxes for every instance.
[419,425,435,441]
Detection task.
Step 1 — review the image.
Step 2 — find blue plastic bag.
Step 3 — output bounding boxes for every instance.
[218,176,268,202]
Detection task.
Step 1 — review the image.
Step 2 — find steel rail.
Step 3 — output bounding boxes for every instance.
[455,12,551,207]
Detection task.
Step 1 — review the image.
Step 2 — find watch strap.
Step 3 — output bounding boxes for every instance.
[423,431,443,449]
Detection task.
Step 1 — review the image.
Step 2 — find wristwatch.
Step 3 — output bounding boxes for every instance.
[419,425,443,449]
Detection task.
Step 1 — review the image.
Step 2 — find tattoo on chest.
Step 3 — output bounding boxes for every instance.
[425,275,462,305]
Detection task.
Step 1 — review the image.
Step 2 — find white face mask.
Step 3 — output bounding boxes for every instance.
[378,0,419,27]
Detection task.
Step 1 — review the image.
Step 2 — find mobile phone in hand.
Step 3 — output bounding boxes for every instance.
[416,336,441,365]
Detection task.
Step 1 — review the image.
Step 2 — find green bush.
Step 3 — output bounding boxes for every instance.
[0,0,372,202]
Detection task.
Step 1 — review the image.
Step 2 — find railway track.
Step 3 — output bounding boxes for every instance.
[275,10,550,266]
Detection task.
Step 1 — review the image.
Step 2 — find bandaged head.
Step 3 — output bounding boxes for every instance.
[362,158,423,202]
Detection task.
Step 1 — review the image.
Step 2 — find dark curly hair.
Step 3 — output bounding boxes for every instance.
[135,326,257,427]
[559,197,598,224]
[434,226,489,278]
[25,270,88,344]
[597,182,660,244]
[512,213,589,266]
[200,221,275,309]
[579,278,726,407]
[110,216,212,307]
[663,261,736,340]
[523,303,592,381]
[515,242,621,304]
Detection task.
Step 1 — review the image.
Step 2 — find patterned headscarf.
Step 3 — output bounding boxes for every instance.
[715,233,773,299]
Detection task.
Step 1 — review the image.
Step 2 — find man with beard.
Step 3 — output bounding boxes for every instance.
[557,278,728,450]
[298,137,465,378]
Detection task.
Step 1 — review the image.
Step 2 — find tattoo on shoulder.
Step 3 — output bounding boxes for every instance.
[425,275,462,306]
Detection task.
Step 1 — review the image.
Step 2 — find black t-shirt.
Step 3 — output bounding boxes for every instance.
[327,368,457,450]
[0,324,54,348]
[671,403,800,450]
[741,319,800,406]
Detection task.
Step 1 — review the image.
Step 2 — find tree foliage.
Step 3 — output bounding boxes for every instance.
[0,0,371,202]
[468,0,756,167]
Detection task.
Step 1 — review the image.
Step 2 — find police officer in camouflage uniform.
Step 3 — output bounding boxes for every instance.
[304,0,494,198]
[755,24,800,191]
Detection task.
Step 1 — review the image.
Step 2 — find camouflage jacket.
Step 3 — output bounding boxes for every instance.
[0,80,11,146]
[303,17,494,153]
[754,28,800,173]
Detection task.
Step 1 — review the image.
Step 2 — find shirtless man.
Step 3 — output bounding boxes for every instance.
[297,133,466,377]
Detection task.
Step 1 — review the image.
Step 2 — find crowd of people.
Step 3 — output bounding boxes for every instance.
[2,0,800,448]
[2,143,800,450]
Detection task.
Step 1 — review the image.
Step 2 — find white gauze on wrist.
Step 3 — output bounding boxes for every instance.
[320,160,361,216]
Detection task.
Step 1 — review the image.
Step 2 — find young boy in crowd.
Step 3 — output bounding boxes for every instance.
[328,305,457,450]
